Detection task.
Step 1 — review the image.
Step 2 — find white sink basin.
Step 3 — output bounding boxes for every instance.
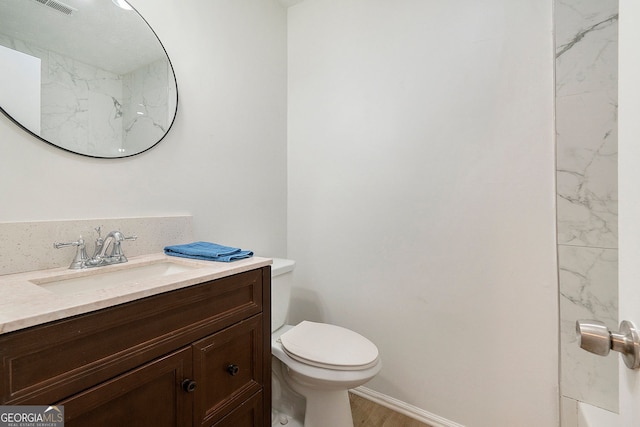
[32,261,202,295]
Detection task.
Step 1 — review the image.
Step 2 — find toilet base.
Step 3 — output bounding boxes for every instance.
[272,410,304,427]
[280,364,354,427]
[301,388,353,427]
[272,357,306,425]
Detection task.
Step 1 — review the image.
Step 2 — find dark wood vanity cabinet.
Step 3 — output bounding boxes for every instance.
[0,266,272,427]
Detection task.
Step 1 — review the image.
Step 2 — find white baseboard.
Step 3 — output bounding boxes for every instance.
[350,386,466,427]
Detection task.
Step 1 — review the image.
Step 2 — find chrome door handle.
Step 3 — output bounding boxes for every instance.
[576,319,640,369]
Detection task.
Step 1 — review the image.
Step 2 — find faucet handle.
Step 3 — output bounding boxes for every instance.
[53,238,83,250]
[108,234,137,260]
[54,237,89,269]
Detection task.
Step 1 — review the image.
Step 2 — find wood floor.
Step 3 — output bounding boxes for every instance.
[349,392,433,427]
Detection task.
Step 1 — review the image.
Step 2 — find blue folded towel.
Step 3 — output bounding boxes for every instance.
[164,241,253,262]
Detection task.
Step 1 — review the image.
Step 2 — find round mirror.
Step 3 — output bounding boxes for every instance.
[0,0,177,158]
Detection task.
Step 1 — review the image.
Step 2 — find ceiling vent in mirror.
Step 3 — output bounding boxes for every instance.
[33,0,77,16]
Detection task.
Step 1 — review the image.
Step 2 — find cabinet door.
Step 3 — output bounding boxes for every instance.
[59,347,193,427]
[193,315,263,427]
[212,391,263,427]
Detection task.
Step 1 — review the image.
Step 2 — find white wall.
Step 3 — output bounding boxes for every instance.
[0,0,288,258]
[287,1,558,426]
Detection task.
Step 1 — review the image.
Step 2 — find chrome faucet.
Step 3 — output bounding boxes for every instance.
[54,227,138,269]
[89,229,136,265]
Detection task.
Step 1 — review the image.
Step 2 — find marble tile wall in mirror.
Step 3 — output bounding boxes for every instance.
[0,33,174,157]
[0,0,177,158]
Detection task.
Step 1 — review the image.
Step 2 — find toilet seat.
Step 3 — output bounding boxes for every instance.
[279,321,379,371]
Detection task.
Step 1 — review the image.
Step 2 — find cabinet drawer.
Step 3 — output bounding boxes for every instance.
[0,269,264,405]
[193,315,263,427]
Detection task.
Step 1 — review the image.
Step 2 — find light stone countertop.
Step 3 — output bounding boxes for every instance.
[0,253,272,335]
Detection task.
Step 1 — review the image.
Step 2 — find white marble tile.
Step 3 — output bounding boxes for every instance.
[555,0,618,97]
[555,0,618,47]
[556,0,619,414]
[559,245,618,412]
[88,90,123,155]
[121,59,171,153]
[556,90,618,248]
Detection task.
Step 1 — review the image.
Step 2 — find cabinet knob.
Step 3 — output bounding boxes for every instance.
[182,379,197,393]
[226,364,240,376]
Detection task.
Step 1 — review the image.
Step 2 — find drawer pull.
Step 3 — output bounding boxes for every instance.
[182,379,197,393]
[226,364,240,376]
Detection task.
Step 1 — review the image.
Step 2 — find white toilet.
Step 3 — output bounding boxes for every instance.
[270,258,382,427]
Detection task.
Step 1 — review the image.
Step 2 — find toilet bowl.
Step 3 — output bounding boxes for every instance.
[273,323,381,427]
[270,259,382,427]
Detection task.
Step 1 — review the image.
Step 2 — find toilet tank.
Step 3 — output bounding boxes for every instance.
[271,258,296,332]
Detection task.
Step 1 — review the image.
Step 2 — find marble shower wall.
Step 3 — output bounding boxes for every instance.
[555,0,619,414]
[0,33,171,157]
[122,58,174,154]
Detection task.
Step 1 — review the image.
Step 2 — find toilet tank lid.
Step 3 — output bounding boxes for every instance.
[271,258,296,277]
